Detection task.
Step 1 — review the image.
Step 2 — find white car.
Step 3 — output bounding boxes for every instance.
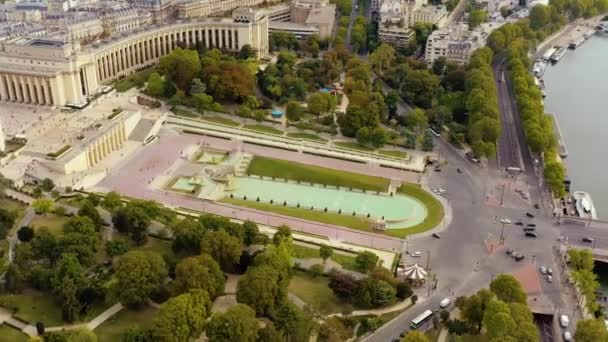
[410,251,422,257]
[547,268,553,275]
[547,275,553,283]
[439,298,451,308]
[560,314,569,328]
[540,266,547,274]
[563,331,572,341]
[500,218,512,224]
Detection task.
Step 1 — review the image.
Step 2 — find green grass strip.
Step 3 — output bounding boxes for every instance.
[286,132,328,142]
[243,124,283,135]
[385,183,444,238]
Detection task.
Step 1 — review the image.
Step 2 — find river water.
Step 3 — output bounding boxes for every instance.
[543,35,608,220]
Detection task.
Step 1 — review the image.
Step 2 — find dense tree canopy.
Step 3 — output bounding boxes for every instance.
[489,274,527,304]
[150,290,211,342]
[173,254,225,299]
[200,230,242,271]
[114,250,168,307]
[206,304,260,342]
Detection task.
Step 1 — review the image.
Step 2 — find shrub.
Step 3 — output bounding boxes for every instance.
[310,264,324,278]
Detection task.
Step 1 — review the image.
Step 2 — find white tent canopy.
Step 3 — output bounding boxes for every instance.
[402,263,427,280]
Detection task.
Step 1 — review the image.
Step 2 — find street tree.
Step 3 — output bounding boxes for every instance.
[242,220,259,246]
[482,299,515,340]
[114,251,168,307]
[200,230,242,271]
[489,274,527,304]
[421,130,435,151]
[78,201,104,229]
[355,251,379,273]
[529,4,550,30]
[574,319,608,342]
[404,108,429,135]
[32,198,53,215]
[102,191,123,212]
[173,254,225,299]
[568,248,594,271]
[368,43,395,75]
[206,304,260,342]
[468,10,488,29]
[150,290,211,342]
[402,331,430,342]
[319,245,333,262]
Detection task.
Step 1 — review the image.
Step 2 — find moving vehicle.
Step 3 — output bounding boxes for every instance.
[514,254,525,262]
[410,251,422,257]
[534,204,540,209]
[526,212,535,218]
[525,232,537,238]
[560,314,570,328]
[514,221,524,226]
[526,223,536,227]
[432,233,441,239]
[523,227,536,232]
[457,168,462,173]
[439,298,451,308]
[411,309,434,329]
[500,218,512,224]
[582,237,594,243]
[547,275,553,283]
[564,330,572,341]
[540,266,547,274]
[547,268,553,275]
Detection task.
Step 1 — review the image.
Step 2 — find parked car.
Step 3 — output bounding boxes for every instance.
[523,227,536,232]
[439,298,451,308]
[506,249,514,255]
[563,331,572,341]
[500,218,512,224]
[410,251,422,257]
[547,268,553,275]
[582,237,594,243]
[526,212,535,218]
[540,266,547,274]
[547,275,553,283]
[432,233,441,239]
[515,254,525,262]
[534,204,540,209]
[526,223,536,227]
[457,168,462,173]
[514,222,524,226]
[525,232,537,238]
[560,314,570,328]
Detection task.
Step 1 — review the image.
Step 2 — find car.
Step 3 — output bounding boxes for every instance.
[515,254,525,262]
[432,233,441,239]
[547,268,553,275]
[506,249,514,255]
[563,330,572,341]
[500,218,512,224]
[514,222,524,226]
[582,237,594,243]
[540,266,547,274]
[434,166,442,172]
[400,331,407,337]
[410,251,422,257]
[560,314,570,328]
[547,275,553,283]
[457,168,462,173]
[525,232,537,238]
[439,298,451,308]
[526,223,537,227]
[534,204,540,209]
[523,227,536,232]
[526,212,535,218]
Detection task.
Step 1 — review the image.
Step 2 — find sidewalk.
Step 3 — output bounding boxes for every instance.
[327,297,418,318]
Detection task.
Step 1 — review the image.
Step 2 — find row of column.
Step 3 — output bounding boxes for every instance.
[85,123,126,168]
[0,73,53,106]
[96,26,240,83]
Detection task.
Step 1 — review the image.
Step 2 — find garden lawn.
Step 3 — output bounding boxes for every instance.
[95,306,158,342]
[288,270,351,314]
[286,132,328,143]
[1,290,64,326]
[334,141,374,152]
[243,124,283,135]
[0,240,8,274]
[385,183,444,238]
[378,150,408,159]
[202,116,241,127]
[0,197,27,232]
[136,236,175,259]
[113,68,154,92]
[222,198,372,231]
[172,107,199,118]
[0,324,28,342]
[293,243,359,272]
[246,156,390,192]
[29,213,70,234]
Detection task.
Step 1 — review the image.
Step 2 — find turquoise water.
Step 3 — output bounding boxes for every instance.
[228,177,428,229]
[198,151,227,164]
[173,177,196,191]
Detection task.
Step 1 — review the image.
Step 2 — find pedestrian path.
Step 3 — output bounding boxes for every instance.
[327,297,419,318]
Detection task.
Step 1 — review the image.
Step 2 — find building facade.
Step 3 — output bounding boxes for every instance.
[127,0,175,23]
[424,23,486,65]
[0,10,269,107]
[99,8,152,35]
[176,0,281,20]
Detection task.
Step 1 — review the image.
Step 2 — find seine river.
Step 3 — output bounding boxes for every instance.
[543,34,608,220]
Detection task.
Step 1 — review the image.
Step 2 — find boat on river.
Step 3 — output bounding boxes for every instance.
[573,191,598,220]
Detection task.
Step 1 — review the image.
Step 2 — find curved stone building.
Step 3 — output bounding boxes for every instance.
[0,9,268,107]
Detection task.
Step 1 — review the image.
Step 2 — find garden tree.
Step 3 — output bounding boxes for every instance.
[482,299,516,340]
[206,304,260,342]
[318,317,350,342]
[60,216,100,266]
[355,251,379,273]
[168,90,187,106]
[171,218,206,256]
[432,57,448,75]
[159,47,201,91]
[329,268,360,300]
[404,108,429,136]
[574,319,608,342]
[489,274,527,304]
[269,31,299,51]
[275,302,313,342]
[413,22,434,49]
[105,239,129,257]
[200,230,242,271]
[396,282,413,300]
[192,93,216,112]
[0,207,16,239]
[402,331,430,342]
[369,43,395,75]
[242,220,259,246]
[173,254,225,299]
[200,51,254,101]
[146,72,165,97]
[190,78,207,94]
[59,276,80,322]
[239,44,254,60]
[529,4,551,30]
[468,10,488,29]
[150,290,211,342]
[257,323,284,342]
[400,69,440,108]
[457,288,494,333]
[444,69,467,92]
[32,198,53,215]
[17,226,34,242]
[272,225,292,245]
[307,92,333,117]
[568,248,594,271]
[338,104,380,137]
[114,250,168,307]
[355,278,397,308]
[401,128,417,149]
[78,201,104,229]
[199,214,244,241]
[102,191,123,212]
[508,303,539,342]
[319,245,333,262]
[385,90,400,119]
[122,326,146,342]
[44,329,97,342]
[421,130,435,151]
[5,264,26,293]
[112,205,151,245]
[52,253,88,322]
[309,264,324,278]
[30,228,59,264]
[41,178,55,191]
[285,101,304,121]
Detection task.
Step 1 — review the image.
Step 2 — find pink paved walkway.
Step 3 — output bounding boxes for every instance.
[511,262,542,295]
[99,133,407,251]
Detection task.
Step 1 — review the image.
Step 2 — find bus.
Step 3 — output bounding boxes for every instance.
[410,309,434,329]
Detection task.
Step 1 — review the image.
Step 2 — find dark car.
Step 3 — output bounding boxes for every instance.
[525,232,537,238]
[582,237,594,243]
[506,249,514,255]
[523,227,536,232]
[457,168,462,173]
[515,254,525,261]
[527,223,537,227]
[526,212,535,218]
[514,222,524,226]
[432,233,441,239]
[534,204,540,209]
[400,331,407,338]
[434,166,441,172]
